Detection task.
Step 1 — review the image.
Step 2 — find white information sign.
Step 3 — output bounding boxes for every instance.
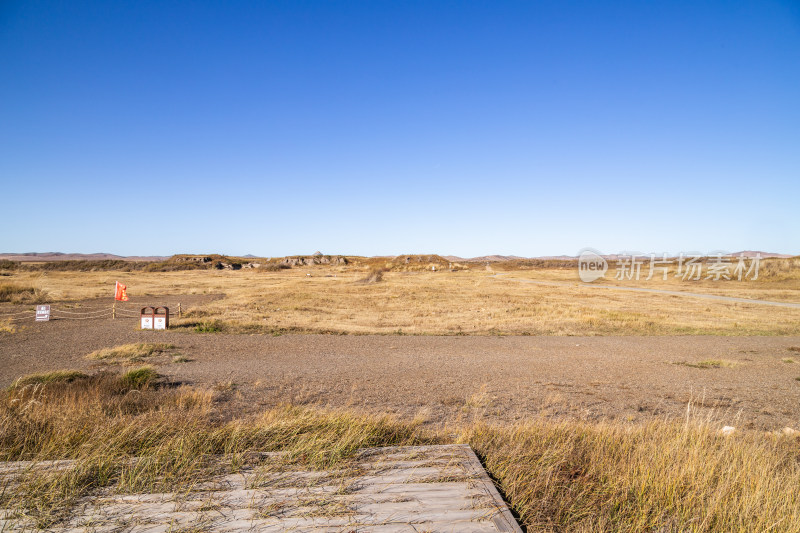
[35,305,50,322]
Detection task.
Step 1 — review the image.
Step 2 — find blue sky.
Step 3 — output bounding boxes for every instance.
[1,1,798,257]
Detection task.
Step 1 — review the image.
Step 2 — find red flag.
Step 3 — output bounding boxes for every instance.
[114,281,129,301]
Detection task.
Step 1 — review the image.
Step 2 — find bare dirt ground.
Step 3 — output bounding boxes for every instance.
[3,305,799,431]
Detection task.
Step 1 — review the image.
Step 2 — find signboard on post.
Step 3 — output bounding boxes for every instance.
[35,305,50,322]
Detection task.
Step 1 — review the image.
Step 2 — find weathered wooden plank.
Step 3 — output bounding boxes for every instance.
[0,445,521,532]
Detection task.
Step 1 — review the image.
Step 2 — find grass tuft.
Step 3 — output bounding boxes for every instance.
[677,359,740,369]
[357,268,385,284]
[87,343,175,363]
[12,370,88,388]
[119,366,158,388]
[0,319,17,334]
[193,321,224,333]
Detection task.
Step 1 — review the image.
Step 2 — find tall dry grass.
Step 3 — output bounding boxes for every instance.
[1,371,798,531]
[0,371,427,527]
[759,257,800,282]
[0,284,48,304]
[466,419,800,531]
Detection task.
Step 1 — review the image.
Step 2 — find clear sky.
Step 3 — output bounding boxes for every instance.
[1,1,798,257]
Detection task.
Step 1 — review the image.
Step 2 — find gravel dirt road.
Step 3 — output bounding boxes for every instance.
[2,310,799,430]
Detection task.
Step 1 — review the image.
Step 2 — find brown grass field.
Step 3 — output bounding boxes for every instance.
[2,256,800,531]
[2,256,800,335]
[1,370,799,532]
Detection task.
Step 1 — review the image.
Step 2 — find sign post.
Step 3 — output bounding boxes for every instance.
[35,305,50,322]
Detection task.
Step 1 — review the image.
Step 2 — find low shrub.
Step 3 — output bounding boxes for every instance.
[0,284,48,303]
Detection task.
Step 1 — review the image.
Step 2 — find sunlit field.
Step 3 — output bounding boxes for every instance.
[3,256,800,335]
[3,261,800,530]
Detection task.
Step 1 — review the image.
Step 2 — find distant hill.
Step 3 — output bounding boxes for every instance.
[731,251,794,258]
[443,255,525,262]
[1,251,795,264]
[0,252,168,262]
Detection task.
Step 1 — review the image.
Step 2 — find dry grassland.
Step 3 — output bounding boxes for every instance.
[2,370,799,531]
[4,264,800,335]
[3,260,800,530]
[503,259,800,303]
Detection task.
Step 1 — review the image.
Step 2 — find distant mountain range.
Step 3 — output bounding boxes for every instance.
[444,251,795,262]
[0,252,169,262]
[0,251,795,263]
[443,255,579,262]
[733,250,794,258]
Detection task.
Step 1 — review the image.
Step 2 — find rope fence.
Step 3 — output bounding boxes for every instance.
[49,307,115,315]
[0,303,183,322]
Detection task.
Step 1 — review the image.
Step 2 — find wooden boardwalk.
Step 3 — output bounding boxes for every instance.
[1,444,521,532]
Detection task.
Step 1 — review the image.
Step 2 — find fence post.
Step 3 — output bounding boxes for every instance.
[112,303,116,320]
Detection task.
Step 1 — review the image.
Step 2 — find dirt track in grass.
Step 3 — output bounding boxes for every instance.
[2,304,800,430]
